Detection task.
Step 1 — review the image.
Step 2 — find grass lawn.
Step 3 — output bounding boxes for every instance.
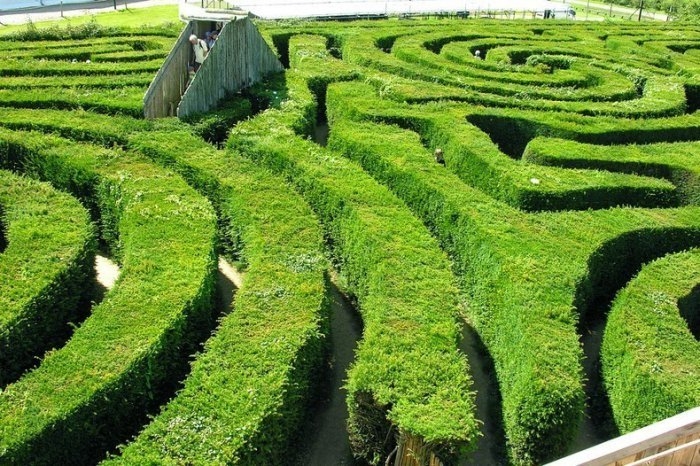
[0,5,180,36]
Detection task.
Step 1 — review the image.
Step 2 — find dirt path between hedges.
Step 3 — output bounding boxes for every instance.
[94,254,243,291]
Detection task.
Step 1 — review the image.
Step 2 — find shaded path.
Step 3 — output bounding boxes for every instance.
[295,278,363,466]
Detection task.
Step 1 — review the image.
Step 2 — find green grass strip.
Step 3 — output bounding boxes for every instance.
[0,129,217,464]
[0,7,180,37]
[0,169,95,386]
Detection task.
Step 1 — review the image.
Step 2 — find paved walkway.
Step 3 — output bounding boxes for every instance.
[0,0,177,26]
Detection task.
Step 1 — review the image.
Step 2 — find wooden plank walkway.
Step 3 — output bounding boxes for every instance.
[546,408,700,466]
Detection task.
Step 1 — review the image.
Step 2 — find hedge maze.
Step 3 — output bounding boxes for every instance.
[0,15,698,466]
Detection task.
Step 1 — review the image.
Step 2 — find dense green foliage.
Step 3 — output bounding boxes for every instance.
[0,169,95,386]
[108,126,329,464]
[229,35,480,462]
[602,249,700,433]
[0,128,217,464]
[0,12,699,466]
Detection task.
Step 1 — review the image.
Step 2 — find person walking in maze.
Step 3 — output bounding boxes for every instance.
[189,34,208,72]
[434,148,445,165]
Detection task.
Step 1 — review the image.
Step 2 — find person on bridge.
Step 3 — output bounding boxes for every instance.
[189,34,208,72]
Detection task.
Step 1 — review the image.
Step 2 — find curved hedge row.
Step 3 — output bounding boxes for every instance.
[523,137,700,205]
[0,87,145,117]
[340,26,688,117]
[105,124,330,464]
[323,89,700,462]
[0,129,217,464]
[0,107,148,148]
[0,169,95,387]
[1,15,699,466]
[0,73,156,90]
[0,59,164,77]
[326,82,677,211]
[325,109,585,464]
[602,249,700,433]
[229,35,480,463]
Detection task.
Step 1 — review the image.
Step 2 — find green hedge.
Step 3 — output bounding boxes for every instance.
[325,82,677,211]
[523,137,700,205]
[7,48,169,64]
[180,98,254,147]
[0,108,147,147]
[103,124,329,464]
[463,106,700,146]
[0,169,95,386]
[338,26,687,117]
[0,73,155,90]
[229,47,479,463]
[1,22,179,42]
[0,58,164,77]
[391,33,642,101]
[0,86,145,117]
[326,101,584,464]
[0,129,217,464]
[602,249,700,433]
[0,37,173,55]
[324,80,700,464]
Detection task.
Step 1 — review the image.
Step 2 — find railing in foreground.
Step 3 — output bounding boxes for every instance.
[546,407,700,466]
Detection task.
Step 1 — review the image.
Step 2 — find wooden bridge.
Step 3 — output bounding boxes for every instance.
[143,1,282,119]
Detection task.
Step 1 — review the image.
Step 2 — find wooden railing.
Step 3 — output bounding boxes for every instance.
[176,17,283,118]
[144,17,282,119]
[546,407,700,466]
[142,23,192,119]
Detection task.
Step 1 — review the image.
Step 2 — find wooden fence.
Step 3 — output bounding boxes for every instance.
[176,17,284,118]
[546,407,700,466]
[142,23,192,119]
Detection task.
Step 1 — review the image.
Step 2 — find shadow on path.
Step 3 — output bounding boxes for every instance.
[295,279,364,466]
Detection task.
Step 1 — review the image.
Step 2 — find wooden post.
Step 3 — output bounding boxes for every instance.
[394,433,444,466]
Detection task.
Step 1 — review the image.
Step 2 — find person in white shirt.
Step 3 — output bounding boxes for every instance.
[189,34,208,72]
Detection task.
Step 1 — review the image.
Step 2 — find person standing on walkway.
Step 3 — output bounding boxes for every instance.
[189,34,208,72]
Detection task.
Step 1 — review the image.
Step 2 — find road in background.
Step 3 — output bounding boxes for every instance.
[0,0,177,25]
